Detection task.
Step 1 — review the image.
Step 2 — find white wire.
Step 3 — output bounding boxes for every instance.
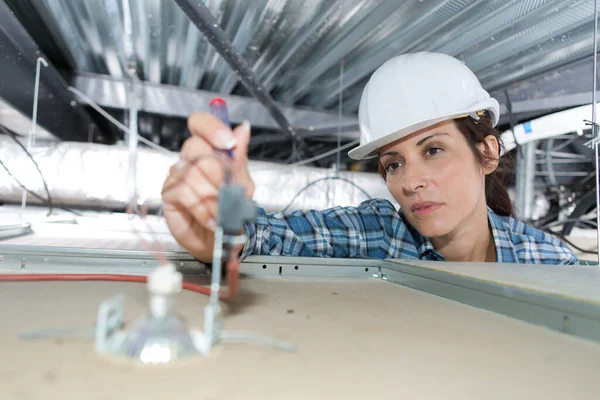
[69,85,361,171]
[290,139,360,167]
[67,86,174,155]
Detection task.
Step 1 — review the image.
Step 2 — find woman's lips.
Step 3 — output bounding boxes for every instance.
[411,202,442,217]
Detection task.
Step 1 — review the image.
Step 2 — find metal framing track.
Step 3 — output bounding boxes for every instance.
[1,245,599,344]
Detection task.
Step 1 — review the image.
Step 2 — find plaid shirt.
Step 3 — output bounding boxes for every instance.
[241,198,579,265]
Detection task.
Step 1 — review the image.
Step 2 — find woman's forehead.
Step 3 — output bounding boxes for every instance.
[379,120,459,154]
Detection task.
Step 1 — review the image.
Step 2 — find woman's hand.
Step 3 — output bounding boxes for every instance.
[161,112,254,263]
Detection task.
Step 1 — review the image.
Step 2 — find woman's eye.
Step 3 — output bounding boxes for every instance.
[385,162,402,172]
[425,147,443,156]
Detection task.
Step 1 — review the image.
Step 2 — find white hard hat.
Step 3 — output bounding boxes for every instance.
[348,52,500,160]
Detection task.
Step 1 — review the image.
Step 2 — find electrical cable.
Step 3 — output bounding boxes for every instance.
[0,273,237,299]
[559,190,599,236]
[67,86,174,155]
[530,186,597,228]
[0,125,55,216]
[0,126,83,216]
[137,152,241,300]
[546,232,598,255]
[0,155,82,217]
[281,176,372,213]
[290,140,360,167]
[538,217,598,230]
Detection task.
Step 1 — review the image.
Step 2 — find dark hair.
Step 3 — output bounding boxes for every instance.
[377,112,514,217]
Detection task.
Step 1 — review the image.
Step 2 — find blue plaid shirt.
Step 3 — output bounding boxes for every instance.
[241,198,578,265]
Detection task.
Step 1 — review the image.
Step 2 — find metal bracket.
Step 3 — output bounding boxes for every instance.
[95,294,125,354]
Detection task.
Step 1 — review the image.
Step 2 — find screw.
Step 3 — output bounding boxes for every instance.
[43,257,49,263]
[179,262,184,267]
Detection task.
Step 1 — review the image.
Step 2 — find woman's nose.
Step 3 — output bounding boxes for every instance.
[402,162,428,193]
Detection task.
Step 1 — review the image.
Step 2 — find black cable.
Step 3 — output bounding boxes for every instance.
[0,127,82,216]
[531,186,596,228]
[281,176,372,213]
[547,231,598,255]
[559,189,598,236]
[4,130,54,216]
[539,217,597,230]
[0,157,51,205]
[0,157,82,216]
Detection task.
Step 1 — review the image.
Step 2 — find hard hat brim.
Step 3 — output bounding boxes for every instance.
[348,99,499,161]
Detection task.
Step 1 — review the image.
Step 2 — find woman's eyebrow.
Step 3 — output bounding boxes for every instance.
[379,151,399,158]
[416,132,449,146]
[380,132,450,158]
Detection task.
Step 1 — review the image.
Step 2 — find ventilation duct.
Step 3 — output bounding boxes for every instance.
[0,136,397,213]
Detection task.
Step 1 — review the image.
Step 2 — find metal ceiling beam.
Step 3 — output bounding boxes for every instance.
[277,0,402,105]
[302,0,481,108]
[249,126,360,148]
[0,0,98,142]
[483,32,595,91]
[172,0,298,138]
[498,91,600,116]
[71,74,358,131]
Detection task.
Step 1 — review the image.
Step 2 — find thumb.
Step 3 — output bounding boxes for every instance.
[232,120,251,162]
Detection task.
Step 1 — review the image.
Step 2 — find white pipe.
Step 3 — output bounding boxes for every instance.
[500,103,599,155]
[0,136,396,212]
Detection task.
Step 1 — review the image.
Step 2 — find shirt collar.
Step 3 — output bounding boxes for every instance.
[408,208,519,262]
[487,208,519,263]
[402,218,445,261]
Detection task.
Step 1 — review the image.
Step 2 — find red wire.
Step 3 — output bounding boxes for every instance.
[13,197,243,300]
[0,263,240,300]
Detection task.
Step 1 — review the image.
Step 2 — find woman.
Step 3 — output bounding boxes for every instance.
[161,52,578,265]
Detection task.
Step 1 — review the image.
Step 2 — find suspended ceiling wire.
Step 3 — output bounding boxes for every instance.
[290,139,360,167]
[504,90,523,159]
[592,0,600,263]
[69,84,363,170]
[67,86,174,155]
[336,59,344,174]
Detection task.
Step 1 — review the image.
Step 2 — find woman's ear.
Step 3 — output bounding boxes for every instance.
[475,135,500,175]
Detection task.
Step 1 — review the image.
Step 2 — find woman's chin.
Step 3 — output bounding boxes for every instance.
[411,220,452,238]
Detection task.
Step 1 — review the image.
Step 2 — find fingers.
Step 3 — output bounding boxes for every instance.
[231,120,251,164]
[162,177,217,232]
[187,112,237,151]
[179,136,226,187]
[162,112,254,237]
[161,203,214,261]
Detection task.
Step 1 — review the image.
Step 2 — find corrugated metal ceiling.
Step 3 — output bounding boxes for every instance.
[6,0,597,116]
